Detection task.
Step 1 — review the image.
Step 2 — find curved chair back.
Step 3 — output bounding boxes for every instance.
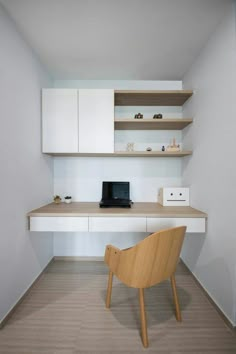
[105,226,186,288]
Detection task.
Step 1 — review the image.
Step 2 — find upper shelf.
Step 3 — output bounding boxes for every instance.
[115,118,193,130]
[114,90,193,106]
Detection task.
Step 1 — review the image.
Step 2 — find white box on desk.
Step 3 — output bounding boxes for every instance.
[158,187,189,206]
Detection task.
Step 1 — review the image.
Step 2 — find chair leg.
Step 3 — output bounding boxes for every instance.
[170,274,182,321]
[106,270,113,308]
[139,288,149,348]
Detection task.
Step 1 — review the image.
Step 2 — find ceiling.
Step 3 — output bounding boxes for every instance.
[0,0,232,80]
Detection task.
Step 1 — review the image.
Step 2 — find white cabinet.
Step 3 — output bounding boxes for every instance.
[79,89,114,153]
[147,217,206,233]
[89,217,146,232]
[30,216,88,232]
[42,89,78,153]
[29,216,206,233]
[42,89,114,153]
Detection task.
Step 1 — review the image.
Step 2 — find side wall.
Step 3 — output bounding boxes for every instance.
[182,5,236,325]
[0,5,53,322]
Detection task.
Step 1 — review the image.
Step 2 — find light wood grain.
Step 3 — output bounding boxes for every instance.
[106,270,113,308]
[105,226,186,288]
[139,288,148,348]
[114,90,193,106]
[0,258,54,329]
[1,260,235,353]
[171,274,182,321]
[115,118,193,130]
[115,151,192,157]
[104,226,186,347]
[27,202,207,218]
[45,150,192,157]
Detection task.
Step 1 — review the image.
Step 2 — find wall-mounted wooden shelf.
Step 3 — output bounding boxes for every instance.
[46,151,192,157]
[114,151,192,157]
[115,118,193,130]
[114,90,193,106]
[42,89,194,158]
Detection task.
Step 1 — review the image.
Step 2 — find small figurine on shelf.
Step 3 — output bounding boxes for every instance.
[166,138,181,152]
[146,147,152,152]
[153,113,163,119]
[134,113,143,119]
[126,142,134,152]
[64,196,72,204]
[161,145,165,151]
[53,195,61,204]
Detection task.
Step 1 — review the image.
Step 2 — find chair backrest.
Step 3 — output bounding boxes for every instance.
[116,226,186,288]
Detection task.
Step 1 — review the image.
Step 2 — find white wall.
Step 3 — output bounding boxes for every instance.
[0,5,53,323]
[53,80,185,256]
[182,5,236,325]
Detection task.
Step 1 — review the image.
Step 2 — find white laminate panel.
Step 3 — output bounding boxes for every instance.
[42,89,78,153]
[89,217,146,232]
[147,217,206,233]
[78,89,114,153]
[30,217,88,232]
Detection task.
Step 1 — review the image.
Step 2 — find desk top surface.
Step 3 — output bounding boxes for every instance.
[28,202,207,218]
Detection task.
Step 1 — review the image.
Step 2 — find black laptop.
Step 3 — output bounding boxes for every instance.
[99,181,132,208]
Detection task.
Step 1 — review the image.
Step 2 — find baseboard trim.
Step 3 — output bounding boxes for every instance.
[0,257,54,330]
[53,256,104,261]
[180,259,236,334]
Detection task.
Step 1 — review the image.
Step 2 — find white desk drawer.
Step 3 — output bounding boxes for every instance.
[30,217,89,232]
[147,217,206,233]
[89,217,146,232]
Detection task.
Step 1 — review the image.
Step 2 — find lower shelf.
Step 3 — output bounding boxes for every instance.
[115,151,192,157]
[46,151,192,157]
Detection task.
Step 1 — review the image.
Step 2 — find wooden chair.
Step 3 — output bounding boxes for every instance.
[104,226,186,348]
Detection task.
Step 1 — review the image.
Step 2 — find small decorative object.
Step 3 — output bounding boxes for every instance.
[153,113,163,119]
[126,142,134,151]
[53,195,61,204]
[134,113,143,119]
[158,187,190,206]
[166,138,181,152]
[161,145,165,151]
[146,147,152,152]
[64,196,72,204]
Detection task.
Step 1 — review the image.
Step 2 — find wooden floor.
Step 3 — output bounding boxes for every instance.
[0,260,235,353]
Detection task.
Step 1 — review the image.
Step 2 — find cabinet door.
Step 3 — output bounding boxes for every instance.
[146,217,206,233]
[89,217,146,232]
[78,89,114,153]
[30,216,88,232]
[42,89,78,153]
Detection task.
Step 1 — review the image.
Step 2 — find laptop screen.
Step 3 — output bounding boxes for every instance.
[102,182,130,200]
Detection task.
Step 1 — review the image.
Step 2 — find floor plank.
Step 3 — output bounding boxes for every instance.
[0,260,235,353]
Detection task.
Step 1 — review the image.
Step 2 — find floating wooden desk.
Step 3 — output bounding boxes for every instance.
[28,202,207,233]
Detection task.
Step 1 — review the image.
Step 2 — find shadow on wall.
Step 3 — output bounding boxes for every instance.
[193,257,235,323]
[29,231,53,269]
[234,265,236,324]
[181,233,206,269]
[182,234,235,323]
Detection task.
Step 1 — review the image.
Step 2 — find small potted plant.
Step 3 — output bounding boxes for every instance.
[64,196,72,204]
[53,195,61,204]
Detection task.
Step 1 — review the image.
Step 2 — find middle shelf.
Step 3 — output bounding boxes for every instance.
[115,118,193,130]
